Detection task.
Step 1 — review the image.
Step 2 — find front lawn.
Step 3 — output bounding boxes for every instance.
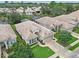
[69,43,79,51]
[32,45,55,58]
[73,27,79,34]
[54,31,77,47]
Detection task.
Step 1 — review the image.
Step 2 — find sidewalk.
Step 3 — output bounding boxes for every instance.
[49,53,58,58]
[70,40,79,46]
[71,32,79,39]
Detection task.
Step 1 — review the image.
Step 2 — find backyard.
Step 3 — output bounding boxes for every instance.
[32,45,55,58]
[54,31,77,47]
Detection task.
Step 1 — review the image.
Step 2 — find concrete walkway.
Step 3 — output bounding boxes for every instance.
[71,32,79,39]
[70,40,79,46]
[49,53,58,58]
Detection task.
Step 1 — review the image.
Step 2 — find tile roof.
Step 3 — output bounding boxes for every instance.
[35,16,76,30]
[15,20,53,40]
[67,10,79,22]
[0,24,16,42]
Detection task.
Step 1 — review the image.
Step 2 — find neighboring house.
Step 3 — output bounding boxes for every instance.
[25,7,41,15]
[35,16,76,31]
[0,7,41,15]
[35,17,62,30]
[9,8,17,13]
[25,7,35,15]
[16,7,24,15]
[53,15,77,25]
[0,8,12,13]
[31,6,41,14]
[0,8,16,13]
[15,20,53,45]
[0,24,16,49]
[4,8,12,13]
[0,8,5,13]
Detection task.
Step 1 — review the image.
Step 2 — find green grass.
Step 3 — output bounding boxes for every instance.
[73,27,79,34]
[57,36,77,47]
[32,45,55,58]
[54,31,77,47]
[69,43,79,51]
[66,37,77,46]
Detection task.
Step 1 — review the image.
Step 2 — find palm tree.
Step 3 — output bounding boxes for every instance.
[52,24,63,32]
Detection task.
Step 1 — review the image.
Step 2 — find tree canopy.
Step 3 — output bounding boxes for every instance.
[8,42,34,58]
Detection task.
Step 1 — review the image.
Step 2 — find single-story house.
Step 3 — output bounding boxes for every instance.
[16,7,24,15]
[53,15,77,25]
[15,20,53,45]
[35,16,76,31]
[0,24,16,49]
[25,7,35,15]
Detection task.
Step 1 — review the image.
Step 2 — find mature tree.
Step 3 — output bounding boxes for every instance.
[48,1,56,8]
[52,24,63,32]
[73,4,79,10]
[8,42,34,58]
[65,4,74,14]
[41,6,51,16]
[7,13,21,24]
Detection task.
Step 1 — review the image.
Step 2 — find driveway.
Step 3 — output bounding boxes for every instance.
[44,38,71,58]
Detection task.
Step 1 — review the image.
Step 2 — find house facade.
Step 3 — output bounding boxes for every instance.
[0,24,16,49]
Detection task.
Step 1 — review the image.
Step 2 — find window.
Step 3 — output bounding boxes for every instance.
[32,39,37,43]
[29,40,32,44]
[7,41,9,45]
